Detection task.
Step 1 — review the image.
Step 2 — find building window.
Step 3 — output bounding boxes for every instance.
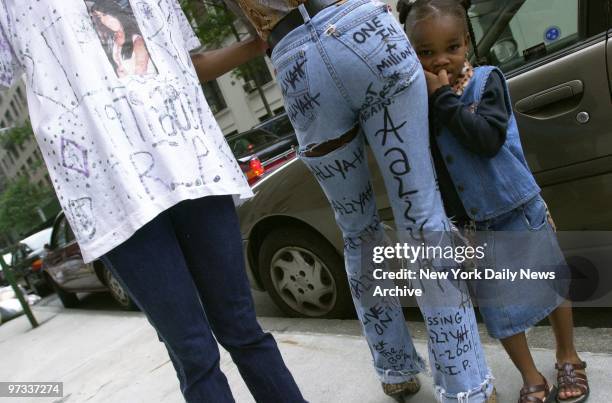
[10,102,19,118]
[249,57,273,88]
[202,80,227,114]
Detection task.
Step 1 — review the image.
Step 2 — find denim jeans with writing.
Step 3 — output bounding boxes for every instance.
[270,0,493,401]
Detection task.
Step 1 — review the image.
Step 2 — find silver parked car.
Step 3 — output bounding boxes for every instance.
[237,0,612,318]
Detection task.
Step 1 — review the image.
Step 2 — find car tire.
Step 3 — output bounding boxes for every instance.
[258,226,353,319]
[46,274,79,308]
[31,279,51,297]
[102,266,138,311]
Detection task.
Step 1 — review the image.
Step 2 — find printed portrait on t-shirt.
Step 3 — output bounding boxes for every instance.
[84,0,158,77]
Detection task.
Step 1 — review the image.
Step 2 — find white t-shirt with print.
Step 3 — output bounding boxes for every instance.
[0,0,254,263]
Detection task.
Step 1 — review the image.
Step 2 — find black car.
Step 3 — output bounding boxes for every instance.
[10,228,54,295]
[227,113,298,185]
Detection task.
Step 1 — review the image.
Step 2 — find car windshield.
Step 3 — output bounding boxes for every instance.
[20,227,53,253]
[228,115,295,158]
[256,116,294,137]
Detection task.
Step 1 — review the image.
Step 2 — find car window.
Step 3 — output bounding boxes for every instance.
[65,222,76,243]
[228,130,284,158]
[470,0,601,73]
[11,246,27,265]
[52,217,68,249]
[260,116,293,136]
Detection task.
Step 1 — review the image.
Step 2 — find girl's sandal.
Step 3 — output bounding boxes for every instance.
[519,374,557,403]
[486,387,498,403]
[555,361,589,403]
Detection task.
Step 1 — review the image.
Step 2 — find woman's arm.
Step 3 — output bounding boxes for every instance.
[190,37,268,83]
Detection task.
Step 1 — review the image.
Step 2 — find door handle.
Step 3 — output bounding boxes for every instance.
[515,80,584,113]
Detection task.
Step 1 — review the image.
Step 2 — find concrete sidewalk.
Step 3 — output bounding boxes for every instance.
[0,306,610,403]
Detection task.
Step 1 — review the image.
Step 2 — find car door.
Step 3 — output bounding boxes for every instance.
[44,216,71,287]
[62,223,104,290]
[470,0,612,230]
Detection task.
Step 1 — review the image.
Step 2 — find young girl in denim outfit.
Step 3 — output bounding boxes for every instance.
[401,1,590,402]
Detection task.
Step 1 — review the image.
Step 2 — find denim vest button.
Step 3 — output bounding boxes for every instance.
[445,155,453,164]
[470,207,479,215]
[457,184,465,192]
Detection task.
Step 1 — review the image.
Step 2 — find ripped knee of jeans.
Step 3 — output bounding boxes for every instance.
[299,124,360,158]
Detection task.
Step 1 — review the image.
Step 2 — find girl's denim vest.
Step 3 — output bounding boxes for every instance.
[434,66,541,222]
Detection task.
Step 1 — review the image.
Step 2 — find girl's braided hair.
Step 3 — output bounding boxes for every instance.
[397,0,481,63]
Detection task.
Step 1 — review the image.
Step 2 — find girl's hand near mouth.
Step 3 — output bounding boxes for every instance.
[424,68,450,96]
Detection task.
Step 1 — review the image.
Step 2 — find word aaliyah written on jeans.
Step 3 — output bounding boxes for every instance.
[369,243,558,297]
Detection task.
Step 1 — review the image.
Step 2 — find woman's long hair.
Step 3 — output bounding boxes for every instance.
[89,0,142,61]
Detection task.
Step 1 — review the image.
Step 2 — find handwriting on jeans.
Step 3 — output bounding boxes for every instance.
[362,84,393,122]
[349,272,375,299]
[360,72,410,123]
[287,92,321,121]
[373,341,412,367]
[330,182,373,216]
[311,147,365,181]
[374,107,421,236]
[352,15,399,44]
[344,215,381,250]
[375,107,406,146]
[362,303,394,336]
[281,58,307,93]
[425,312,474,376]
[376,46,413,73]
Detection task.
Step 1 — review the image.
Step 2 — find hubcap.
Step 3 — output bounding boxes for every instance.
[269,246,337,317]
[105,269,130,306]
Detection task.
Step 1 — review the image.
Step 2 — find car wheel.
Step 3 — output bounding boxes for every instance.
[31,280,51,297]
[103,266,138,311]
[258,226,353,319]
[45,274,79,308]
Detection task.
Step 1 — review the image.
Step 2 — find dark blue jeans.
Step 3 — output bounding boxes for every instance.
[101,195,305,403]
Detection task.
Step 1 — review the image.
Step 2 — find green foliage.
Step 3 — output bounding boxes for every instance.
[0,120,33,152]
[180,0,235,48]
[179,0,267,83]
[0,176,55,237]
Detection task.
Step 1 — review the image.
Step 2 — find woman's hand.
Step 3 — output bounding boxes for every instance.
[424,69,450,96]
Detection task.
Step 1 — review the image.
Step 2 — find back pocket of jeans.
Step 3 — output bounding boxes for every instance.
[274,47,319,132]
[333,6,417,80]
